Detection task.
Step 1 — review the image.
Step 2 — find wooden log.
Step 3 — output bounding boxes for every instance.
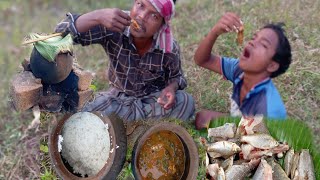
[74,68,94,91]
[10,71,43,111]
[77,89,93,110]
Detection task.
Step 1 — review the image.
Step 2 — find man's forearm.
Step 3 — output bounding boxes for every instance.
[166,81,179,92]
[75,10,101,33]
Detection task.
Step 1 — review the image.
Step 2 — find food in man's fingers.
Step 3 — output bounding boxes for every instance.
[237,25,244,46]
[131,19,140,31]
[157,96,168,105]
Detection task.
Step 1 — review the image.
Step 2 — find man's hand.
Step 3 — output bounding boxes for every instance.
[157,82,178,110]
[97,8,131,32]
[211,12,242,36]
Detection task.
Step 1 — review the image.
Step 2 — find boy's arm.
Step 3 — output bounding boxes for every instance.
[194,12,242,75]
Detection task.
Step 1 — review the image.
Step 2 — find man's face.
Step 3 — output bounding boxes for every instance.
[130,0,164,38]
[239,28,279,75]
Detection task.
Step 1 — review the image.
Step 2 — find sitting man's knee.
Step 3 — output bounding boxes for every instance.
[178,90,194,101]
[175,91,195,120]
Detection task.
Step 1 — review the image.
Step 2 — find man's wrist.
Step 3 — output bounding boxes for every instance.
[167,81,179,92]
[92,9,103,24]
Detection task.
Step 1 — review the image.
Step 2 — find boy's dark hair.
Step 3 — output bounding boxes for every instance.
[173,0,176,4]
[262,23,292,78]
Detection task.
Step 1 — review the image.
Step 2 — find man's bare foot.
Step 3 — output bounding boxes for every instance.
[195,110,225,130]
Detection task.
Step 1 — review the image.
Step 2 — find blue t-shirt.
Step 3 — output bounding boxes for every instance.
[221,57,287,119]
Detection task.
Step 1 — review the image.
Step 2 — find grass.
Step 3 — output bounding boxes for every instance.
[0,0,319,179]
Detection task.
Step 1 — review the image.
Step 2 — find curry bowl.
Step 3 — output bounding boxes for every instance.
[132,122,199,180]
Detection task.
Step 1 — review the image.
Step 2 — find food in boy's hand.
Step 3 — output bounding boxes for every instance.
[131,19,140,31]
[237,25,244,46]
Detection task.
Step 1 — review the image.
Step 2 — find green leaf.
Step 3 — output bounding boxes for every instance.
[266,119,313,151]
[40,144,49,153]
[266,118,320,179]
[30,33,73,62]
[89,84,97,91]
[40,168,55,180]
[208,116,240,128]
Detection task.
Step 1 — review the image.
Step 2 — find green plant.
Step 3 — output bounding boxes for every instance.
[40,166,56,180]
[40,144,49,153]
[117,163,134,180]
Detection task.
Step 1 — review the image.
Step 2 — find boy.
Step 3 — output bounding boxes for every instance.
[194,12,292,129]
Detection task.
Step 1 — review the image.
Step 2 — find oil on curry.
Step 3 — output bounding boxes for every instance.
[137,130,186,180]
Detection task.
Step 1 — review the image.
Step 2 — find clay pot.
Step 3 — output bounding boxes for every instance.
[49,112,127,179]
[132,122,199,180]
[30,47,73,84]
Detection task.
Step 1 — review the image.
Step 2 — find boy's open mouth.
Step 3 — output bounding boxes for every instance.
[243,47,251,58]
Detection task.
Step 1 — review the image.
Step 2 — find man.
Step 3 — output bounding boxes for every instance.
[55,0,194,121]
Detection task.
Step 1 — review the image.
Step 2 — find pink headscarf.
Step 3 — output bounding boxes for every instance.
[148,0,175,53]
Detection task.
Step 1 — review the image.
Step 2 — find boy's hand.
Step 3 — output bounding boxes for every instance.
[211,12,243,36]
[97,8,131,32]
